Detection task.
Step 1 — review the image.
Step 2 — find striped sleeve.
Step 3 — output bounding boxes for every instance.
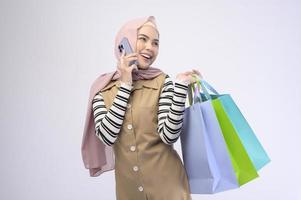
[157,75,189,145]
[92,82,132,146]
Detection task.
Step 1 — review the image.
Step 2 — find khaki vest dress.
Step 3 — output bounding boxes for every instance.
[100,73,192,200]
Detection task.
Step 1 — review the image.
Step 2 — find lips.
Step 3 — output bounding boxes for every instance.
[140,52,153,60]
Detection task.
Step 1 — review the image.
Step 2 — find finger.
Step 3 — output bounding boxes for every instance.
[126,57,138,62]
[130,64,138,71]
[193,69,200,74]
[125,53,138,58]
[192,69,203,79]
[191,75,198,82]
[195,69,202,77]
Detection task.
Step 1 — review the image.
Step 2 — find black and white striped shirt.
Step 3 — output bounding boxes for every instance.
[92,75,189,146]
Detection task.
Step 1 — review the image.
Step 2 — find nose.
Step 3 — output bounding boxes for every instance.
[145,41,153,50]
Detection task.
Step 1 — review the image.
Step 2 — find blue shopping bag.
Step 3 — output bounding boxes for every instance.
[200,80,271,171]
[180,83,238,194]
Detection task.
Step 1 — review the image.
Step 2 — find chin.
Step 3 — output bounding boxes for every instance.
[137,63,151,70]
[137,57,155,70]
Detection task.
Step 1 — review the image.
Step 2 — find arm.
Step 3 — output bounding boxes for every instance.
[92,82,132,146]
[157,75,189,145]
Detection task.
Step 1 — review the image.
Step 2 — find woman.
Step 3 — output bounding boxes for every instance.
[82,16,201,200]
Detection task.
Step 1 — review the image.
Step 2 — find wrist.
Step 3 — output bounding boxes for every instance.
[175,78,190,86]
[120,79,133,87]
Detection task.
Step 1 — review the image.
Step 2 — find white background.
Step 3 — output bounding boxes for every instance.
[1,0,301,199]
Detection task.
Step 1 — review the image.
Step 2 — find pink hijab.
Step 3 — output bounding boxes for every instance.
[81,16,163,177]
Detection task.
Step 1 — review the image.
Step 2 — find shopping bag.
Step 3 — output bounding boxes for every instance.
[200,80,271,171]
[180,82,239,194]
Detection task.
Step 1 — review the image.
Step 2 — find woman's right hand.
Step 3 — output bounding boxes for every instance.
[117,51,138,85]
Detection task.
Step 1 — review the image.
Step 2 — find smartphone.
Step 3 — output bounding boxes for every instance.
[118,37,138,66]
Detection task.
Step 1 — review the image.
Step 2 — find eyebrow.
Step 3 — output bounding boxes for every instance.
[138,34,159,42]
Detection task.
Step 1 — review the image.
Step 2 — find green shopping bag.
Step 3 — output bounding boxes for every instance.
[196,79,259,186]
[212,99,258,186]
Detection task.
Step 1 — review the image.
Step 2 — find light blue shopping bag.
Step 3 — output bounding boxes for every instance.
[180,83,238,194]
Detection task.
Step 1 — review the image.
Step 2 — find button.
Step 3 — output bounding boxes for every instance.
[127,124,133,130]
[127,104,131,108]
[130,146,136,152]
[138,186,144,192]
[133,166,139,172]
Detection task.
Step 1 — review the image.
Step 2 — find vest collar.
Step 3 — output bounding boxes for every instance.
[101,78,159,92]
[133,79,159,90]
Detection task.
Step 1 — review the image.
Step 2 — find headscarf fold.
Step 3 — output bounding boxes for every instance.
[81,16,163,177]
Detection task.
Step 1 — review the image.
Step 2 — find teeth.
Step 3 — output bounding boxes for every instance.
[141,53,151,59]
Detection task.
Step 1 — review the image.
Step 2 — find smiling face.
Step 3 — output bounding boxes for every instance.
[135,23,159,69]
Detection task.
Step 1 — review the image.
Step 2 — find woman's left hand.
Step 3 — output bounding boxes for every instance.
[176,69,203,84]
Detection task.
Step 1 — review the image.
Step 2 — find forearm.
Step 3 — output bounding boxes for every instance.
[93,82,132,146]
[158,77,189,145]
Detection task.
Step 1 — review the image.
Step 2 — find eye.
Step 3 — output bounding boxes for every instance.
[153,41,159,46]
[138,37,147,42]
